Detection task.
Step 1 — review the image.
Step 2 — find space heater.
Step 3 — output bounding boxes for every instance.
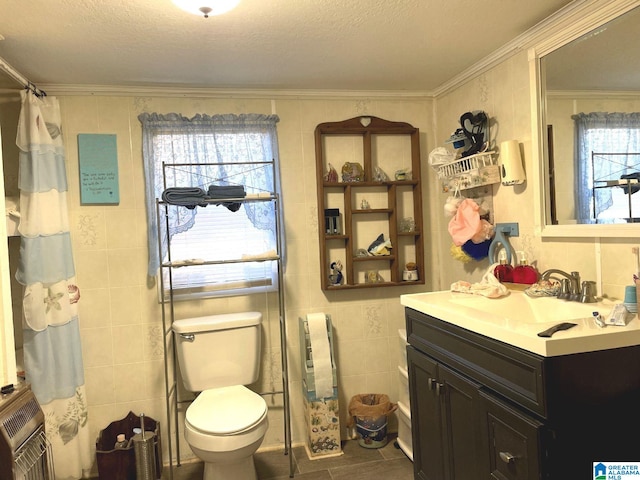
[0,383,54,480]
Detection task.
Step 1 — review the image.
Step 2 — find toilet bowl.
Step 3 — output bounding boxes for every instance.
[184,385,268,480]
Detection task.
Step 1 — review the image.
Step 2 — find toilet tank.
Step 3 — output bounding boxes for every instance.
[172,312,262,391]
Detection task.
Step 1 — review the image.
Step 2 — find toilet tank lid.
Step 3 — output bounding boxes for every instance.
[172,311,262,334]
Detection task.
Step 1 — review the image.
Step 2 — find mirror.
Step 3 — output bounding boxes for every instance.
[531,1,640,237]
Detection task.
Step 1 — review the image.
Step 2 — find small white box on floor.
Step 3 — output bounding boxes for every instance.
[398,329,408,369]
[397,401,413,461]
[398,365,409,407]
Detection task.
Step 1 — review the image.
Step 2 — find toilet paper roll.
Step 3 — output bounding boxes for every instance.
[307,313,334,398]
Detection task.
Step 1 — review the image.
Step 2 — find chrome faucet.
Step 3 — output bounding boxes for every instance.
[540,269,581,301]
[579,280,598,303]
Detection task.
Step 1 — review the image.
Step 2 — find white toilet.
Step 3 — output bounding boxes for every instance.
[172,312,268,480]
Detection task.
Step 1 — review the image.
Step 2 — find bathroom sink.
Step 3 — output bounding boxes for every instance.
[401,289,639,357]
[448,291,610,324]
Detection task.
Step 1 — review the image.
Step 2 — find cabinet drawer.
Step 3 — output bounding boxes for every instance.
[406,308,546,417]
[480,391,543,480]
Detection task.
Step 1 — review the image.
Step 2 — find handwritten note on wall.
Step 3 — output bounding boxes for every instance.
[78,134,120,205]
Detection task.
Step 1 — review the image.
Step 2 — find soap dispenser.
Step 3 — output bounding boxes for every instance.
[512,251,538,285]
[493,250,513,283]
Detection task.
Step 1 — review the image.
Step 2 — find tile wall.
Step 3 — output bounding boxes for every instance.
[1,92,436,471]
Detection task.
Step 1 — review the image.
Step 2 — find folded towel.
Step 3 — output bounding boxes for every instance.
[207,185,246,199]
[162,187,208,209]
[207,185,245,212]
[162,185,247,212]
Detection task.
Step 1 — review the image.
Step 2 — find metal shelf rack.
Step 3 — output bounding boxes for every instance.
[156,161,293,479]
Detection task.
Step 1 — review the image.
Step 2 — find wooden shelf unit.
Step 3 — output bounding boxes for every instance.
[315,116,424,290]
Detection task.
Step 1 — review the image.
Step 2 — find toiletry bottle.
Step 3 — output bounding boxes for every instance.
[493,250,513,283]
[512,251,538,285]
[114,433,128,449]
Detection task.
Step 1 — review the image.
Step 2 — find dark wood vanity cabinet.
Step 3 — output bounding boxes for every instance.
[406,307,640,480]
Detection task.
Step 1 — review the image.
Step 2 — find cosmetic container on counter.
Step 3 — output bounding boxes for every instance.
[493,250,513,283]
[512,251,538,285]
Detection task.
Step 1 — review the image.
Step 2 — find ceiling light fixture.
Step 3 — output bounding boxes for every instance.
[172,0,240,18]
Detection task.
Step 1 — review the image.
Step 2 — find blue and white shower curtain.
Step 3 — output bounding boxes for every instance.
[16,90,91,479]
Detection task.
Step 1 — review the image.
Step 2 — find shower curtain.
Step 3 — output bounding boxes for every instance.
[16,90,91,479]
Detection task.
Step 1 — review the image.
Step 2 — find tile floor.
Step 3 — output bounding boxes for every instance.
[162,435,414,480]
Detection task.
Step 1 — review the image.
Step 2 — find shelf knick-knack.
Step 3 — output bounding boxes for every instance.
[324,163,339,183]
[341,162,364,182]
[329,261,344,285]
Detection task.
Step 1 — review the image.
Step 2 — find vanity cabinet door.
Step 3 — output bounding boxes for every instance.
[407,346,445,480]
[439,364,484,480]
[408,346,484,480]
[480,391,543,480]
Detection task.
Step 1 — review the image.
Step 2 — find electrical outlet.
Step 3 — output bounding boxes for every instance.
[496,222,519,237]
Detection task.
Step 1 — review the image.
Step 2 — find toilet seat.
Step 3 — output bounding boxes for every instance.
[185,386,269,454]
[186,385,267,435]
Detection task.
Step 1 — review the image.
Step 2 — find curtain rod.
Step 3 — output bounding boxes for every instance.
[0,56,47,98]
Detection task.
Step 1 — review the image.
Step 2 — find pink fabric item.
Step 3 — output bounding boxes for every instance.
[448,199,481,246]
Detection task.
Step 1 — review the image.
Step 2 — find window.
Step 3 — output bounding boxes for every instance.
[139,113,282,299]
[574,112,640,223]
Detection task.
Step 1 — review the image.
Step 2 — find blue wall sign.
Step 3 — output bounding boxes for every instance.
[78,134,120,205]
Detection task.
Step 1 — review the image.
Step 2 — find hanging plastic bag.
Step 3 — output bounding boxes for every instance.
[428,147,456,171]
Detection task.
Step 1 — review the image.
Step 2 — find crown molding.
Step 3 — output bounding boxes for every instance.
[33,83,435,99]
[547,89,640,98]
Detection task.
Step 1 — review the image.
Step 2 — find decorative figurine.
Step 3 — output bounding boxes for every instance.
[373,166,389,182]
[360,199,370,210]
[341,162,365,182]
[367,233,392,256]
[324,163,339,183]
[402,262,419,281]
[394,168,411,180]
[399,217,415,232]
[365,270,383,284]
[329,260,344,285]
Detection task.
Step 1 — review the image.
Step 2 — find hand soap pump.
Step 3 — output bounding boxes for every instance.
[493,250,513,283]
[512,251,538,285]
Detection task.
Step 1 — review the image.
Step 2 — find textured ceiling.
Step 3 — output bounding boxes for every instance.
[0,0,573,92]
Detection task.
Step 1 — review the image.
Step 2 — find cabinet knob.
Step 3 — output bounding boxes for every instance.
[435,382,444,396]
[499,451,515,464]
[427,378,435,390]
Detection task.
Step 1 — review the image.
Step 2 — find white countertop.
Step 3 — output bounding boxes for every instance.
[401,290,640,357]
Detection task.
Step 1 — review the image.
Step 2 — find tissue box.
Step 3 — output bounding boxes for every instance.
[302,380,342,459]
